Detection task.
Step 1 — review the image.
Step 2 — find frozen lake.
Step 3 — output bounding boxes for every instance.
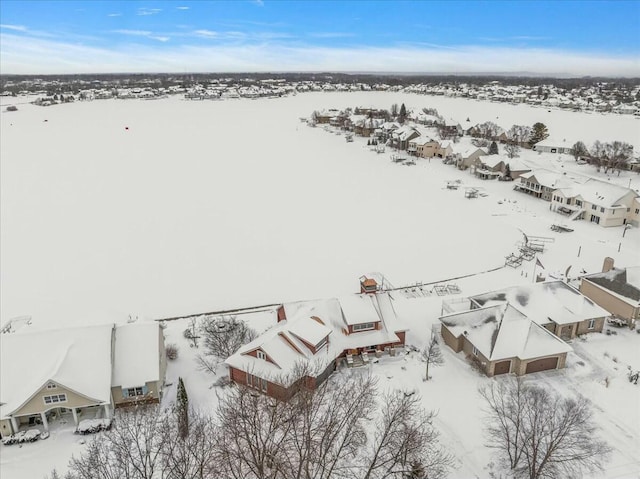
[1,92,638,325]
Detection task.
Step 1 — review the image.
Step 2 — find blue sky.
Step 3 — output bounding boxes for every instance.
[1,0,639,75]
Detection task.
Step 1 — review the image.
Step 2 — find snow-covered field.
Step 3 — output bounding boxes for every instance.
[1,92,639,478]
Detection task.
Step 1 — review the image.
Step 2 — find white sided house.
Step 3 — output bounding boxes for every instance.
[532,137,574,155]
[551,178,639,226]
[515,168,580,201]
[0,322,165,439]
[225,287,407,401]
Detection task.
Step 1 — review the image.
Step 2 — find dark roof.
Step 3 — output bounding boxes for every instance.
[584,269,640,302]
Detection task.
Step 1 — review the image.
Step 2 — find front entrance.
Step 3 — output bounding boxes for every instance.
[559,325,574,340]
[590,215,600,224]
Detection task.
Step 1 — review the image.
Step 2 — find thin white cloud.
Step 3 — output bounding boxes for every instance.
[1,32,638,77]
[112,30,170,42]
[0,24,27,32]
[193,29,218,38]
[107,13,123,17]
[113,29,153,37]
[252,0,265,6]
[137,8,162,16]
[177,6,190,10]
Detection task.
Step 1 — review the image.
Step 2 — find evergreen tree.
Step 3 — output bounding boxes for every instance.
[489,141,499,155]
[504,163,511,179]
[176,377,189,439]
[399,103,407,123]
[530,122,549,146]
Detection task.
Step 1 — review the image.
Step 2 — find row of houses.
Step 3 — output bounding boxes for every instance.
[0,322,166,439]
[224,261,638,399]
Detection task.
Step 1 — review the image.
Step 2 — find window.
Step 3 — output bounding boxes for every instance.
[352,322,375,332]
[43,394,67,405]
[636,208,639,214]
[592,204,597,210]
[600,207,605,213]
[576,200,583,207]
[247,374,267,392]
[125,387,145,397]
[472,346,478,356]
[46,382,57,389]
[588,319,596,330]
[257,350,266,360]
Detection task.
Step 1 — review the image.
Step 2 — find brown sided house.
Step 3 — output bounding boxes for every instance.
[580,258,640,327]
[225,289,407,401]
[440,303,571,376]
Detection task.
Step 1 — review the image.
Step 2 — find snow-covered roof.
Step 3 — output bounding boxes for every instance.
[480,155,506,168]
[339,294,381,326]
[112,321,161,389]
[560,178,637,207]
[225,293,404,387]
[471,281,609,326]
[288,315,332,346]
[583,267,640,305]
[440,303,571,361]
[0,324,114,418]
[519,168,580,189]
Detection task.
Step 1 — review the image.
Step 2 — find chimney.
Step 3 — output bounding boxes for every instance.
[276,305,287,322]
[602,257,615,273]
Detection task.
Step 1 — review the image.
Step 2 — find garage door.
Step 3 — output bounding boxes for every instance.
[494,360,511,375]
[525,357,558,374]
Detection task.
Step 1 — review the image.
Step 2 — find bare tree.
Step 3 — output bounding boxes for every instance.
[421,334,444,381]
[480,378,611,479]
[359,390,453,479]
[65,406,170,479]
[505,143,520,159]
[506,124,532,147]
[571,140,588,160]
[200,315,257,359]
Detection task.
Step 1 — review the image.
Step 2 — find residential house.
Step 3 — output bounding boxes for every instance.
[436,141,453,159]
[440,303,572,376]
[438,118,463,138]
[455,147,487,170]
[468,280,609,340]
[551,178,639,226]
[474,155,506,180]
[391,125,421,150]
[0,322,165,439]
[515,168,578,201]
[408,137,440,158]
[225,286,407,401]
[532,137,574,155]
[579,258,640,327]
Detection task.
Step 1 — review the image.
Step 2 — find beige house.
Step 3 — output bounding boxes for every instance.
[0,322,165,439]
[440,303,571,376]
[436,141,453,159]
[439,280,608,376]
[580,258,640,327]
[551,179,639,227]
[455,147,486,170]
[515,168,578,201]
[408,137,440,158]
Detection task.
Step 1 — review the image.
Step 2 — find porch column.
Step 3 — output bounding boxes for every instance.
[40,411,49,432]
[103,404,111,419]
[71,408,79,426]
[10,417,18,434]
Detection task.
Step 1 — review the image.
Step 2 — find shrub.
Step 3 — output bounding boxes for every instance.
[166,343,179,360]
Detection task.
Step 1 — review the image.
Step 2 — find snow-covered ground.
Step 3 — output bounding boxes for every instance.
[1,92,639,478]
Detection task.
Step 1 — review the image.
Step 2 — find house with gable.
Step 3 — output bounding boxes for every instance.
[580,258,640,327]
[390,125,421,150]
[455,147,487,170]
[225,281,407,401]
[0,322,165,439]
[439,280,608,376]
[440,303,571,376]
[407,137,440,158]
[532,137,574,155]
[515,168,579,201]
[551,178,639,226]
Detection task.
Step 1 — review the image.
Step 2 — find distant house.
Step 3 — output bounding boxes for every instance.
[438,118,463,138]
[0,322,165,439]
[474,155,506,180]
[551,178,639,226]
[226,286,407,401]
[408,137,440,158]
[515,168,578,201]
[455,147,486,170]
[532,137,574,155]
[391,125,421,150]
[580,258,640,327]
[436,141,453,159]
[440,303,571,376]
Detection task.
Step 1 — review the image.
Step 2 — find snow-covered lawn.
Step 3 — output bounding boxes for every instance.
[1,92,639,478]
